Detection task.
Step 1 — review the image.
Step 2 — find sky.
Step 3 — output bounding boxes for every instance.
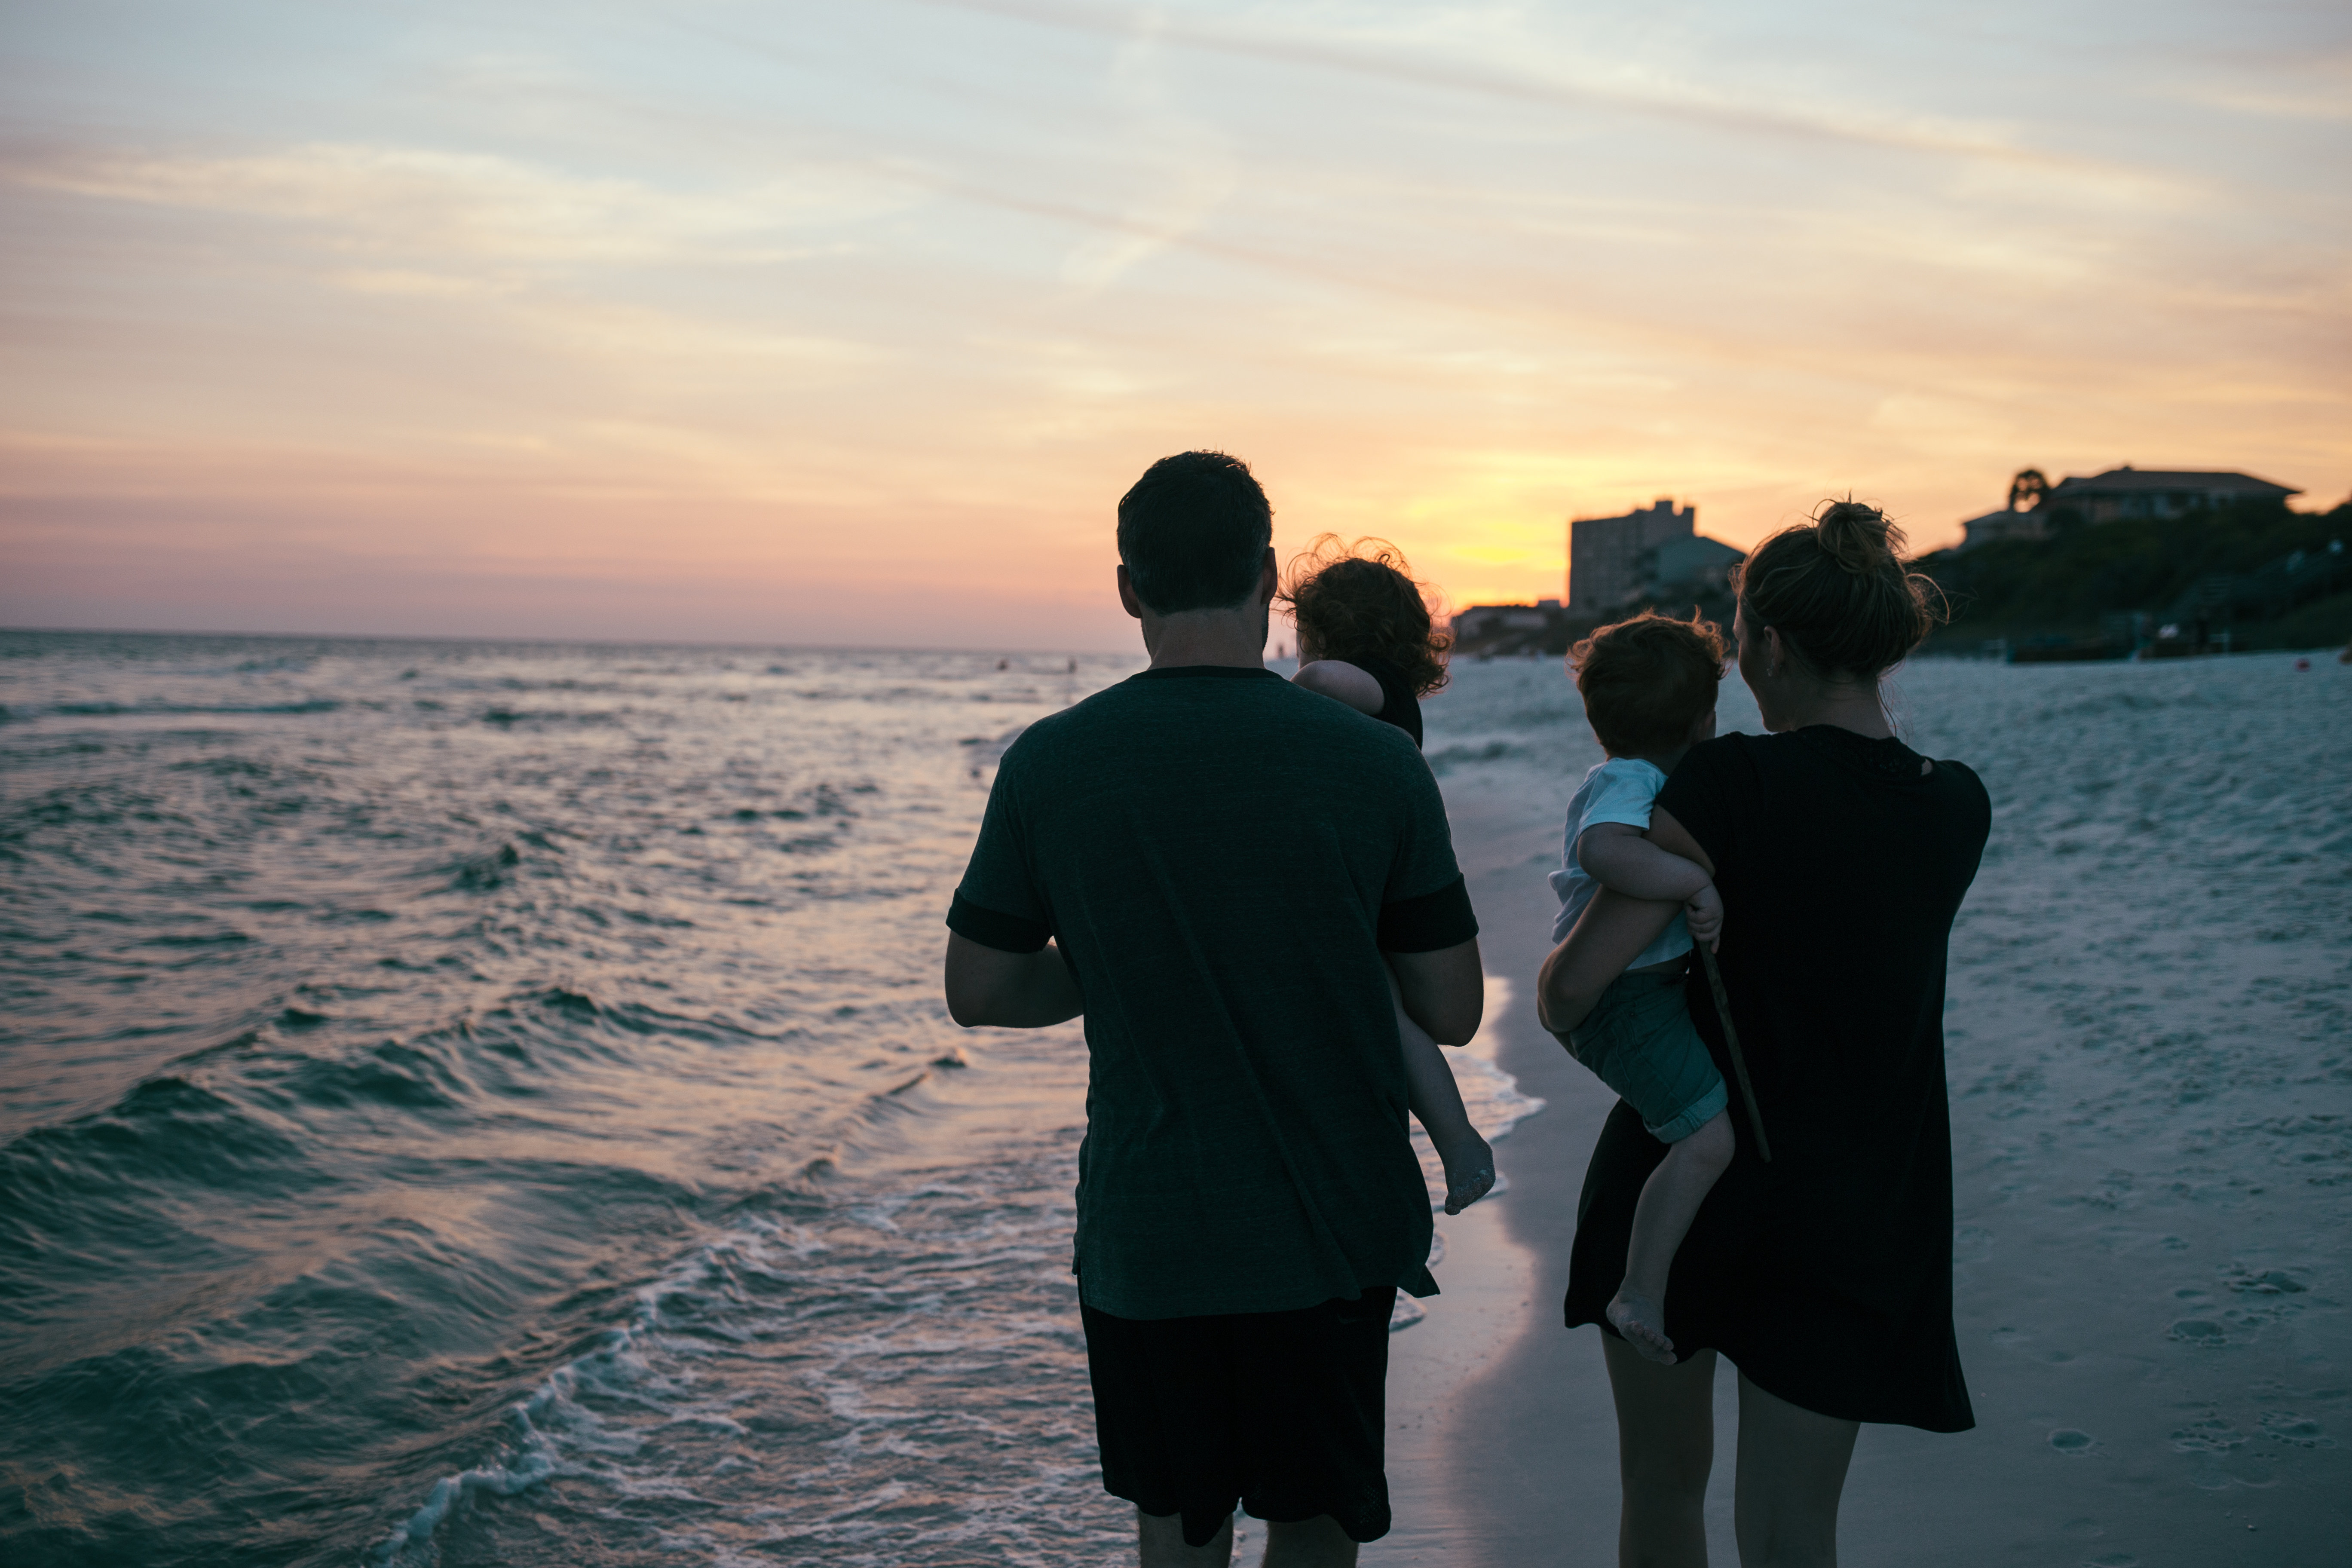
[3,0,2347,649]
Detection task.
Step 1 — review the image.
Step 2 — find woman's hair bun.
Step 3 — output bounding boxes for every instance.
[1733,496,1945,679]
[1812,498,1905,576]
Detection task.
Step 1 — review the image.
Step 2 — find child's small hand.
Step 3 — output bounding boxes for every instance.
[1686,883,1723,950]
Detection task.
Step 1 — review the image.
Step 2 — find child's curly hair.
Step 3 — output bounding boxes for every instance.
[1277,535,1452,696]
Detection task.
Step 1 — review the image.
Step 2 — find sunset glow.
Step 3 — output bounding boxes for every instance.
[5,0,2347,646]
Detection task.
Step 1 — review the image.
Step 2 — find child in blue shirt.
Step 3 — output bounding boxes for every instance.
[1551,612,1733,1363]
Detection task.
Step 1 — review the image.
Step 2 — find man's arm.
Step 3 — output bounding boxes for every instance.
[1577,822,1710,902]
[943,932,1083,1027]
[1387,937,1483,1045]
[1535,889,1680,1036]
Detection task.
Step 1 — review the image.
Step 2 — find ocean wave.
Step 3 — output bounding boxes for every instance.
[476,706,624,727]
[26,698,345,719]
[1424,738,1523,774]
[369,1154,1119,1568]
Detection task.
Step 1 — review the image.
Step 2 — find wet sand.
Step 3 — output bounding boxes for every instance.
[1374,660,2350,1566]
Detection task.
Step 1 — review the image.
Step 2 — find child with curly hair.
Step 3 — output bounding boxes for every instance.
[1281,536,1495,1215]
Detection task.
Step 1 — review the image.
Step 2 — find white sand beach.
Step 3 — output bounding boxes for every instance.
[1369,653,2349,1568]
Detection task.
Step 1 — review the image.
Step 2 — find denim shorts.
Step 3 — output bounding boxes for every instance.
[1568,968,1727,1143]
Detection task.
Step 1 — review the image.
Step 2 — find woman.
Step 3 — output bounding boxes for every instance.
[1537,500,1991,1567]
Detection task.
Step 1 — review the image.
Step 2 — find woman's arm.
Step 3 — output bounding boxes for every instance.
[1535,888,1681,1036]
[1292,659,1385,715]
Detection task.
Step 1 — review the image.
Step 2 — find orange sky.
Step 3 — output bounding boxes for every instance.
[4,0,2347,647]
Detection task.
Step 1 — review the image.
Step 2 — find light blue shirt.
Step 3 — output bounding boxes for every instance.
[1547,757,1694,967]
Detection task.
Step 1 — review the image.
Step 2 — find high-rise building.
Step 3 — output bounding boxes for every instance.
[1569,499,1697,611]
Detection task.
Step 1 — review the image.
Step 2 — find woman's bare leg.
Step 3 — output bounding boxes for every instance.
[1730,1373,1857,1568]
[1261,1514,1359,1566]
[1138,1509,1232,1567]
[1602,1334,1716,1568]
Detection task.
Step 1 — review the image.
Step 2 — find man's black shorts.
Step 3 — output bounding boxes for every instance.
[1080,1286,1398,1548]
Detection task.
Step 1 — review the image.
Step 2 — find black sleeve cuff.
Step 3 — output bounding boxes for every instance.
[1377,874,1478,953]
[947,891,1052,953]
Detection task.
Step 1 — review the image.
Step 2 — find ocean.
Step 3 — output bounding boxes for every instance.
[0,631,1537,1568]
[3,632,2345,1565]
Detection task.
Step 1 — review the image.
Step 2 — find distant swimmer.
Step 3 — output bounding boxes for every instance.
[943,451,1483,1562]
[1282,535,1495,1216]
[1539,499,1991,1562]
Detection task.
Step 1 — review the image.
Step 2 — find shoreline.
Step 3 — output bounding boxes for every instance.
[1372,766,1635,1565]
[1376,665,2350,1566]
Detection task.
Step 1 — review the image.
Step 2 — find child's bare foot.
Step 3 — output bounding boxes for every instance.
[1441,1135,1494,1215]
[1607,1288,1676,1364]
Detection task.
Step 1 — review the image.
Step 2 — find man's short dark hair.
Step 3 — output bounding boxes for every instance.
[1117,451,1273,614]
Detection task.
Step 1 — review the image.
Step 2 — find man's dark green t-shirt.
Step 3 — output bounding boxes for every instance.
[948,665,1477,1321]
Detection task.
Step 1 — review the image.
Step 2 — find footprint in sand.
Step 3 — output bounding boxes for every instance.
[2257,1414,2332,1448]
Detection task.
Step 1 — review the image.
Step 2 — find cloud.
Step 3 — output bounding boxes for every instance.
[1056,12,1239,291]
[2168,49,2352,123]
[4,141,911,269]
[884,0,2175,191]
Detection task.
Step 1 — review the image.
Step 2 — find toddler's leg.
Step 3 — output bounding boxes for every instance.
[1391,975,1493,1214]
[1608,1109,1734,1364]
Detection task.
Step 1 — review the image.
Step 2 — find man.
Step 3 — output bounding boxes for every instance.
[943,451,1485,1567]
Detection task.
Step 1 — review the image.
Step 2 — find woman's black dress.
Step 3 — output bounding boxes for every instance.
[1562,725,1991,1431]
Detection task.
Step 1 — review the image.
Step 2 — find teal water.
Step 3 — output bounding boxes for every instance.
[0,634,1155,1565]
[6,633,2343,1565]
[0,632,1541,1567]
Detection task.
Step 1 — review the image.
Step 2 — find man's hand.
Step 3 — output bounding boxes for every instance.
[944,932,1083,1028]
[1685,883,1723,950]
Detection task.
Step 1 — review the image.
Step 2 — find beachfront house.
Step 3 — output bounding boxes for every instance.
[2041,467,2298,524]
[1452,601,1560,642]
[1958,466,2300,550]
[1960,506,2049,549]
